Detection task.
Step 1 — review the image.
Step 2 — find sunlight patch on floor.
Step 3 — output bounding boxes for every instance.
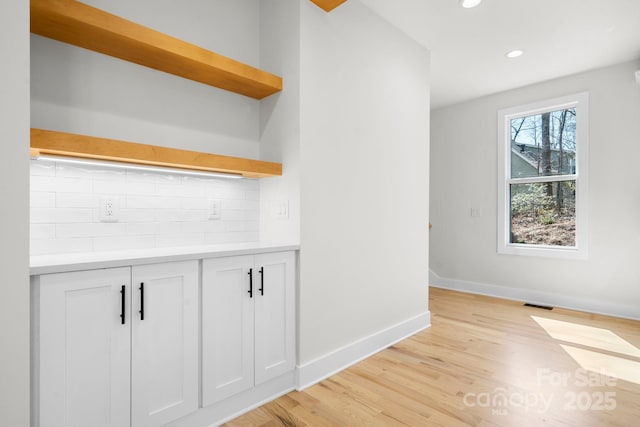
[560,344,640,385]
[531,315,640,358]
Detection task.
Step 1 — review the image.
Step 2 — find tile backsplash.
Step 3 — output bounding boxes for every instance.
[30,160,259,256]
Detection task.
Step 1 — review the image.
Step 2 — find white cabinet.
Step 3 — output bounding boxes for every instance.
[253,252,296,385]
[202,251,295,406]
[131,262,199,427]
[32,247,298,426]
[35,260,198,427]
[37,267,131,427]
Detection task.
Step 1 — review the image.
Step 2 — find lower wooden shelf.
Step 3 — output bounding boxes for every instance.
[30,128,282,178]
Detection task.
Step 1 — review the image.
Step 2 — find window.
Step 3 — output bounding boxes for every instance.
[497,92,589,258]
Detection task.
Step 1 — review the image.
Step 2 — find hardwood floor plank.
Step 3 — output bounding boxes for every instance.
[225,287,640,426]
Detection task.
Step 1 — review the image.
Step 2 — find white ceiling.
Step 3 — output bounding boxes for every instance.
[360,0,640,109]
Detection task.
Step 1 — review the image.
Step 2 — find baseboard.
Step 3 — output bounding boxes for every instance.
[429,269,639,321]
[166,371,296,427]
[296,311,431,390]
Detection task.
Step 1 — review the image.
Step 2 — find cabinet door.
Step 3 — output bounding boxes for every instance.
[202,256,254,406]
[254,252,296,385]
[38,268,131,427]
[131,261,198,427]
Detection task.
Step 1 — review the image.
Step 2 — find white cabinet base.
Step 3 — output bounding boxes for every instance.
[131,261,199,427]
[163,371,296,427]
[34,268,132,427]
[32,250,297,427]
[202,252,295,408]
[32,261,199,427]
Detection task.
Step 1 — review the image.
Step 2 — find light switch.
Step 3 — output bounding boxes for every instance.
[471,208,482,218]
[275,200,289,220]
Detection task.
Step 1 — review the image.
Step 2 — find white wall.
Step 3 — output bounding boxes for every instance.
[0,0,30,424]
[259,0,302,244]
[430,60,640,319]
[31,0,263,159]
[298,1,431,368]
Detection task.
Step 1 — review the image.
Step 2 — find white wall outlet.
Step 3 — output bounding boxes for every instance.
[471,207,482,218]
[208,199,222,220]
[274,200,289,220]
[99,197,120,222]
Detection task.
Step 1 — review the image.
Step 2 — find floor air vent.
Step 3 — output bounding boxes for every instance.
[524,303,553,310]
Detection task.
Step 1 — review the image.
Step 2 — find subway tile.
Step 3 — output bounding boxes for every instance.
[154,209,187,222]
[30,161,56,176]
[224,221,252,232]
[30,192,55,208]
[93,180,154,195]
[125,222,159,236]
[30,165,259,255]
[151,222,183,236]
[223,199,259,211]
[183,209,208,222]
[93,236,156,252]
[206,187,245,200]
[245,190,260,201]
[208,231,259,244]
[31,208,94,224]
[30,224,55,239]
[222,210,259,221]
[156,234,205,248]
[155,209,207,222]
[56,193,98,208]
[120,209,155,223]
[56,222,127,238]
[56,164,126,181]
[126,196,181,209]
[93,181,129,195]
[124,182,155,195]
[32,176,91,193]
[181,198,210,210]
[181,221,223,234]
[30,238,93,256]
[156,183,205,198]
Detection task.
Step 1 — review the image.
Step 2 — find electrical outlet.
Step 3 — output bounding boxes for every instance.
[471,207,482,218]
[99,197,119,222]
[208,199,222,220]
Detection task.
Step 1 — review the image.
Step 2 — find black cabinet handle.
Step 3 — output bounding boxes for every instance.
[259,267,264,296]
[139,282,144,320]
[120,285,126,325]
[248,268,253,298]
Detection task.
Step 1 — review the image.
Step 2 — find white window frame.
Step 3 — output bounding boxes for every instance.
[497,92,589,259]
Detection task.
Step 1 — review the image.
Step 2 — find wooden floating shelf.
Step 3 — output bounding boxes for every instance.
[310,0,347,12]
[30,0,283,99]
[31,129,282,179]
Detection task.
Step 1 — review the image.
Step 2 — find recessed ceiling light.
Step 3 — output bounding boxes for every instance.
[459,0,482,8]
[505,49,524,59]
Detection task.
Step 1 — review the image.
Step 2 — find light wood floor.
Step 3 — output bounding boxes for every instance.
[226,287,640,426]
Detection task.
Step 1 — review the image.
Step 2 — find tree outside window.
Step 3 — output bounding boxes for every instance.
[497,93,589,259]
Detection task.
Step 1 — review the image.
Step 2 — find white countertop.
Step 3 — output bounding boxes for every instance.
[30,242,300,275]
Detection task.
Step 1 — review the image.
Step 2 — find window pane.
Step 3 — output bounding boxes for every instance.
[510,108,576,179]
[510,181,576,247]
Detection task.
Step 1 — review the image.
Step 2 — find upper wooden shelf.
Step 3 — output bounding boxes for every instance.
[30,0,283,99]
[31,128,282,178]
[310,0,347,12]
